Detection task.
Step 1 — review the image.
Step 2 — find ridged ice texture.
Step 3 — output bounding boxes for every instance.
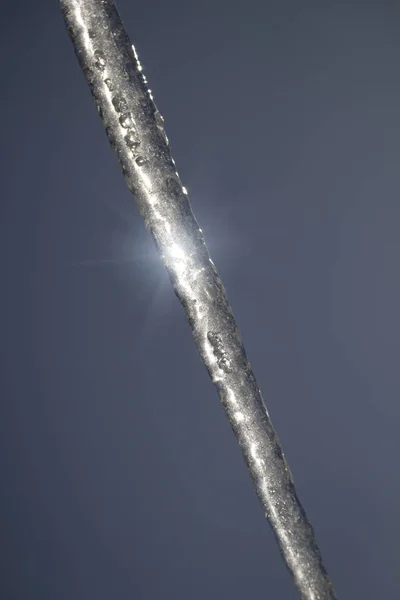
[60,2,336,598]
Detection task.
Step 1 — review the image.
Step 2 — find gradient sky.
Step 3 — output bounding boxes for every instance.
[1,1,400,598]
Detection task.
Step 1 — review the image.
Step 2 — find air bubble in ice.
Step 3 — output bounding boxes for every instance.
[119,112,134,128]
[124,130,140,149]
[93,50,106,72]
[112,95,128,113]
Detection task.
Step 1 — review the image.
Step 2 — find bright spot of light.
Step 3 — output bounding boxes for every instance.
[234,411,245,423]
[132,44,143,71]
[169,243,186,261]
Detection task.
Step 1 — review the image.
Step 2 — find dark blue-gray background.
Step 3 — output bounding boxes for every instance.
[1,0,399,598]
